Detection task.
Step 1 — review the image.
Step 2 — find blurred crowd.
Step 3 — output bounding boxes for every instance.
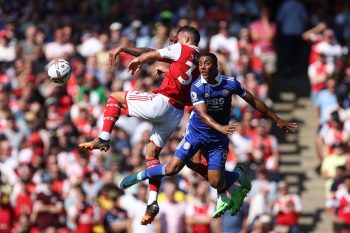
[0,0,349,233]
[303,4,350,233]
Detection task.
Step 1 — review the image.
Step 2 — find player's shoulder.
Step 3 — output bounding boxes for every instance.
[221,75,240,87]
[193,77,203,89]
[221,74,238,82]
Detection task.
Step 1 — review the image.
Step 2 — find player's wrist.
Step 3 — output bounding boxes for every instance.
[137,56,143,64]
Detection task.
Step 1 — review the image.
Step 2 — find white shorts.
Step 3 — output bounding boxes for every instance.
[125,91,184,148]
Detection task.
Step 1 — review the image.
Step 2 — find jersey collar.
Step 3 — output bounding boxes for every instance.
[200,74,222,87]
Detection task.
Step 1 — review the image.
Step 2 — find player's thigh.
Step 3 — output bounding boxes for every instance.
[165,156,187,175]
[150,110,184,148]
[174,131,201,162]
[205,138,229,171]
[126,91,170,120]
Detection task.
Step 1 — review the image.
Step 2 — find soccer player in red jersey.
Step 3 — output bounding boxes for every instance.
[79,26,201,225]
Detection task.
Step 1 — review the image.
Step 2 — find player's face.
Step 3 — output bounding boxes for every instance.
[199,56,218,82]
[168,35,178,45]
[168,30,178,45]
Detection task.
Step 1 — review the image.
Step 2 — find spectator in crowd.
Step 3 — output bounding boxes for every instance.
[272,181,302,233]
[317,110,350,175]
[158,179,186,233]
[315,78,338,127]
[219,202,249,233]
[308,52,335,105]
[185,180,214,233]
[250,7,277,87]
[277,0,308,74]
[230,123,253,168]
[0,186,13,233]
[314,29,343,66]
[44,27,75,61]
[327,174,350,233]
[120,183,160,233]
[210,20,239,68]
[302,22,327,64]
[251,120,280,177]
[103,186,128,233]
[321,142,349,198]
[30,172,63,232]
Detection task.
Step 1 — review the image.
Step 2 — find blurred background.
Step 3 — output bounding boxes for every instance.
[1,0,350,233]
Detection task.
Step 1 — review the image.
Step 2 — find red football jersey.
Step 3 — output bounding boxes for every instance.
[153,43,200,106]
[336,189,350,224]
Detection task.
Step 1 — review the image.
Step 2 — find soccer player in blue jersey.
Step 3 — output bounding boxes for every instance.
[120,52,298,218]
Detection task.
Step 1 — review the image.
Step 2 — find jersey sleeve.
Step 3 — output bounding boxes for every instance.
[228,77,246,97]
[190,83,205,106]
[157,43,182,61]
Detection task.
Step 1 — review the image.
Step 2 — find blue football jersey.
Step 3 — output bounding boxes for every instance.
[189,74,246,138]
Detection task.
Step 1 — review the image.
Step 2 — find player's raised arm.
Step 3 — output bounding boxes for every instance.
[128,42,183,75]
[241,90,298,133]
[128,50,162,75]
[109,46,155,67]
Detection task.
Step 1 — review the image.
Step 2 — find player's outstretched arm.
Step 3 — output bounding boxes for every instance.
[109,46,155,67]
[194,102,237,135]
[128,51,162,75]
[241,90,298,133]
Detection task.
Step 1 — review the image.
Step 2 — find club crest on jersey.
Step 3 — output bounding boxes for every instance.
[223,90,230,97]
[191,92,198,102]
[205,93,209,98]
[183,142,191,150]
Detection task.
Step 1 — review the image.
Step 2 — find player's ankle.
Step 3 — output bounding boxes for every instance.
[147,191,158,205]
[99,131,111,140]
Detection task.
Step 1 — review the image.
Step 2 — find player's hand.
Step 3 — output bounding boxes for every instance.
[153,66,167,78]
[109,47,123,67]
[218,124,237,135]
[128,57,142,75]
[277,121,298,133]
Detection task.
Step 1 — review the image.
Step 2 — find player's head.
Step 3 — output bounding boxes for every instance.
[199,52,219,82]
[342,174,350,191]
[177,26,200,46]
[168,27,179,45]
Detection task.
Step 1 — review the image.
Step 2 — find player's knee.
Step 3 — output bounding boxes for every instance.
[110,91,126,104]
[165,163,181,176]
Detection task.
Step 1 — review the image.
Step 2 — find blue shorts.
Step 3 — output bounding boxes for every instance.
[174,129,229,170]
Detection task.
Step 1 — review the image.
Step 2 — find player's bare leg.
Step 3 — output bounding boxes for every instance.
[79,92,126,151]
[185,151,208,179]
[141,141,162,225]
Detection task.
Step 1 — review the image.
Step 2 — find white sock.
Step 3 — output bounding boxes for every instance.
[148,190,158,205]
[99,131,111,140]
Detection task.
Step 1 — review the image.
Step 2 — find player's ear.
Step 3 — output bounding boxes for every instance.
[184,34,190,43]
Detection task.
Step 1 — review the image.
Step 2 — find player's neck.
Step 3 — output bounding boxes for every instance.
[207,72,219,84]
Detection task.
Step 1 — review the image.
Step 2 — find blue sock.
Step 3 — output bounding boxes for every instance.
[138,164,167,180]
[224,171,240,188]
[218,171,240,193]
